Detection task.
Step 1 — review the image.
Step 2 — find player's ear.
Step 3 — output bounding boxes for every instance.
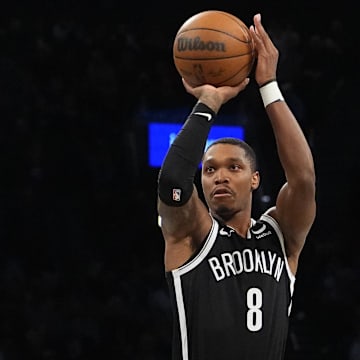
[251,171,260,191]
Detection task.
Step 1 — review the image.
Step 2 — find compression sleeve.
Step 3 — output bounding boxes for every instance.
[157,101,216,206]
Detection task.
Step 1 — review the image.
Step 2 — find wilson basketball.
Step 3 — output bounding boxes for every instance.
[173,10,255,87]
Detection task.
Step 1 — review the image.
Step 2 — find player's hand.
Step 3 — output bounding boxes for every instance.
[182,77,250,113]
[250,13,279,87]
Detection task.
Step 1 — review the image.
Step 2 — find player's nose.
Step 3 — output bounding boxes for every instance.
[214,169,229,184]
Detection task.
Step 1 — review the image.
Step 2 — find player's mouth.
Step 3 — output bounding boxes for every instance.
[211,186,233,198]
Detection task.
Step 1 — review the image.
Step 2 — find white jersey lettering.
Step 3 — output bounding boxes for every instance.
[208,248,285,282]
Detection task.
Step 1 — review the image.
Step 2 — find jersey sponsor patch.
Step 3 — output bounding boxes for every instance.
[251,223,272,239]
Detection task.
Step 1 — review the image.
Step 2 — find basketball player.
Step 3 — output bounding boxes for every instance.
[157,13,316,360]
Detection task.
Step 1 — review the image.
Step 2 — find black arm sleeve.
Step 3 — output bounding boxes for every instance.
[157,102,216,206]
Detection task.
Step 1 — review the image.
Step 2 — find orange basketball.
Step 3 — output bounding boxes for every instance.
[173,10,255,87]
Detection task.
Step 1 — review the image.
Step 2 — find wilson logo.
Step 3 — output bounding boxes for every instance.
[176,36,226,52]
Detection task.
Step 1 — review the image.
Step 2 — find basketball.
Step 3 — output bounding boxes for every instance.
[173,10,255,87]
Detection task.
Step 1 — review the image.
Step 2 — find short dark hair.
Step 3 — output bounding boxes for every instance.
[204,137,258,172]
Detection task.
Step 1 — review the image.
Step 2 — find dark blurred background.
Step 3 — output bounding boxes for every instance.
[0,1,359,359]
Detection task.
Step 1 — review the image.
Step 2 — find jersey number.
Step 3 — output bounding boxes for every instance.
[246,287,262,332]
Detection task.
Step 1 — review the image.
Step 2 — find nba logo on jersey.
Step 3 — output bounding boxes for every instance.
[172,188,181,202]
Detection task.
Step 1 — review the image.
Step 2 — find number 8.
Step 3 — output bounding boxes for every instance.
[246,287,262,332]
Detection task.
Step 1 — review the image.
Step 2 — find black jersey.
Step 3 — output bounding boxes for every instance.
[165,211,295,360]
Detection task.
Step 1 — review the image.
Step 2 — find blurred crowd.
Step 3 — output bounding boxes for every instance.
[0,1,359,359]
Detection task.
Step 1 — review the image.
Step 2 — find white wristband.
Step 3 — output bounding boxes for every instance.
[259,81,284,108]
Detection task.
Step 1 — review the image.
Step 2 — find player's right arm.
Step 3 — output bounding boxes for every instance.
[158,187,211,271]
[157,79,248,271]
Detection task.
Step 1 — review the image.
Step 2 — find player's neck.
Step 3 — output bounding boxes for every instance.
[213,211,252,238]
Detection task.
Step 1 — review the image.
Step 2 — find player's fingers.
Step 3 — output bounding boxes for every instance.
[253,13,269,39]
[251,14,276,55]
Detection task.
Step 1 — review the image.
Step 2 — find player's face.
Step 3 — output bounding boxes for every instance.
[201,144,259,219]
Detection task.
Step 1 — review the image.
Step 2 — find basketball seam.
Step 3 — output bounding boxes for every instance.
[174,53,253,61]
[177,28,251,44]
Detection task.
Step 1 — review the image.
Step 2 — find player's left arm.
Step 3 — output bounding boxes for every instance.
[267,101,316,275]
[250,13,316,274]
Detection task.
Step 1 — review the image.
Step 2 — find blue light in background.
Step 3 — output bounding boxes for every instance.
[149,122,245,167]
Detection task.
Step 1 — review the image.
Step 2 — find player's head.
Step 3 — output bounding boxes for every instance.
[201,137,260,220]
[204,138,257,171]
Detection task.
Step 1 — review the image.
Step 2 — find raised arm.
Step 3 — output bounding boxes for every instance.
[157,81,249,270]
[250,14,316,274]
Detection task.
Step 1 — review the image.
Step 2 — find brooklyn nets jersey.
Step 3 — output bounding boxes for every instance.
[165,211,295,360]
